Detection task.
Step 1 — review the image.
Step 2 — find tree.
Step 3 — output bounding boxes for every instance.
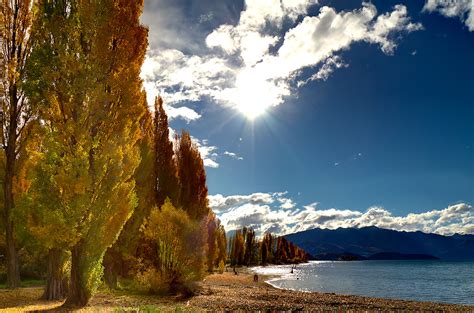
[215,221,227,269]
[175,130,209,220]
[243,227,256,265]
[17,133,76,300]
[0,0,37,289]
[261,233,274,264]
[103,98,154,289]
[25,0,148,306]
[206,213,218,272]
[140,198,207,294]
[230,229,244,266]
[154,96,179,207]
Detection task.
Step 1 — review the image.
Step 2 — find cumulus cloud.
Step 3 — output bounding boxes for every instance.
[209,192,276,213]
[141,1,422,118]
[223,151,244,160]
[209,192,473,237]
[194,138,220,168]
[423,0,474,31]
[174,133,241,169]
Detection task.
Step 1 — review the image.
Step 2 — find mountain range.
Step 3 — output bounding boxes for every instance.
[285,226,474,261]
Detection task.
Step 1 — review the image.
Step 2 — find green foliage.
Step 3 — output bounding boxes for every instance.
[1,0,227,304]
[24,0,149,306]
[103,99,155,287]
[139,199,207,294]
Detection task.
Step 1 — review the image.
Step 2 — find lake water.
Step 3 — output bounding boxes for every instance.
[253,261,474,305]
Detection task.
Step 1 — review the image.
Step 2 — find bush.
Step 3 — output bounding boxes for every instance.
[138,199,207,295]
[218,260,225,274]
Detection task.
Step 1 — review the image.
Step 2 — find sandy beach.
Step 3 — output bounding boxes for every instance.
[1,269,473,312]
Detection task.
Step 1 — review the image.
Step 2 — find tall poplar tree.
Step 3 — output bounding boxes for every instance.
[26,0,148,306]
[154,96,180,207]
[175,130,209,220]
[0,0,37,289]
[103,98,154,289]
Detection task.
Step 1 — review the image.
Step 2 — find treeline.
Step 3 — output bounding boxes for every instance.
[228,227,309,266]
[0,0,225,307]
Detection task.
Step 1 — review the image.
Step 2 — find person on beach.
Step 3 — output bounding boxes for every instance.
[253,274,259,282]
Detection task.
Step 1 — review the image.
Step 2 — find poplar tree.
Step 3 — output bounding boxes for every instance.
[0,0,37,289]
[215,221,227,269]
[206,213,218,272]
[103,99,154,289]
[25,0,148,306]
[175,130,209,220]
[154,96,179,207]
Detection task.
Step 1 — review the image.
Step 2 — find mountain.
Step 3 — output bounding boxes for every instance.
[285,226,474,261]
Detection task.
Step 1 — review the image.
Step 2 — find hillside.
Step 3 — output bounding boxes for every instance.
[285,226,474,261]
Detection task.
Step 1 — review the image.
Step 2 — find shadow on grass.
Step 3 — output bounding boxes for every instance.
[0,285,200,313]
[0,279,45,289]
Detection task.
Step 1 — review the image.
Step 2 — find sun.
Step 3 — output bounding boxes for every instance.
[233,70,278,120]
[237,102,268,119]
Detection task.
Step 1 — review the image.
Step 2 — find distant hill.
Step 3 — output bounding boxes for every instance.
[285,226,474,261]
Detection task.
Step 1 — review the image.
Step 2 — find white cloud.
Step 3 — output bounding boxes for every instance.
[190,136,220,169]
[223,151,244,160]
[140,50,233,121]
[209,192,276,213]
[298,56,348,86]
[166,106,201,122]
[141,2,422,118]
[184,136,243,168]
[423,0,474,31]
[206,25,238,54]
[210,192,474,237]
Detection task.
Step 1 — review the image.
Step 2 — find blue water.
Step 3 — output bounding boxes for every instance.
[253,261,474,305]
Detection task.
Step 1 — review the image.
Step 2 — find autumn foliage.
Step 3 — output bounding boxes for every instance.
[0,0,227,308]
[229,228,309,266]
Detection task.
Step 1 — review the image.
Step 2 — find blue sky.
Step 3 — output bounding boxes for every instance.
[141,0,473,235]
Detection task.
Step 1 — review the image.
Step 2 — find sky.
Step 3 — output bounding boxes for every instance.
[140,0,474,236]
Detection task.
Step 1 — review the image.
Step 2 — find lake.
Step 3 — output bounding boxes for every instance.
[253,260,474,305]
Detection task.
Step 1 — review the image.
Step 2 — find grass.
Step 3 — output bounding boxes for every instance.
[0,279,44,289]
[0,286,205,312]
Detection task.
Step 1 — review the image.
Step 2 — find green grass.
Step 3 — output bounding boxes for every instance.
[0,279,44,289]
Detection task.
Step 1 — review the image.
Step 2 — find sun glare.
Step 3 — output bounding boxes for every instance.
[238,102,267,119]
[233,70,281,120]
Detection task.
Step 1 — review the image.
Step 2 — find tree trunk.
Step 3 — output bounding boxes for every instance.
[103,248,118,289]
[3,147,21,289]
[42,248,68,300]
[64,239,108,307]
[64,242,90,307]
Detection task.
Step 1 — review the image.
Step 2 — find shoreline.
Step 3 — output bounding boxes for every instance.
[1,270,473,311]
[189,269,474,311]
[192,266,474,311]
[251,261,474,306]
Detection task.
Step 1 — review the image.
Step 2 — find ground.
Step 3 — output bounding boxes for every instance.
[1,271,473,312]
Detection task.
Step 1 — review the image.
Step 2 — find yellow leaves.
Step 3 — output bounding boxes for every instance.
[142,199,208,282]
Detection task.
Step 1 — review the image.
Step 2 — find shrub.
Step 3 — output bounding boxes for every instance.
[139,199,207,295]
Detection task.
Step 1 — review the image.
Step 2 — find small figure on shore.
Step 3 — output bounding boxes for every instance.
[233,267,238,275]
[253,274,259,282]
